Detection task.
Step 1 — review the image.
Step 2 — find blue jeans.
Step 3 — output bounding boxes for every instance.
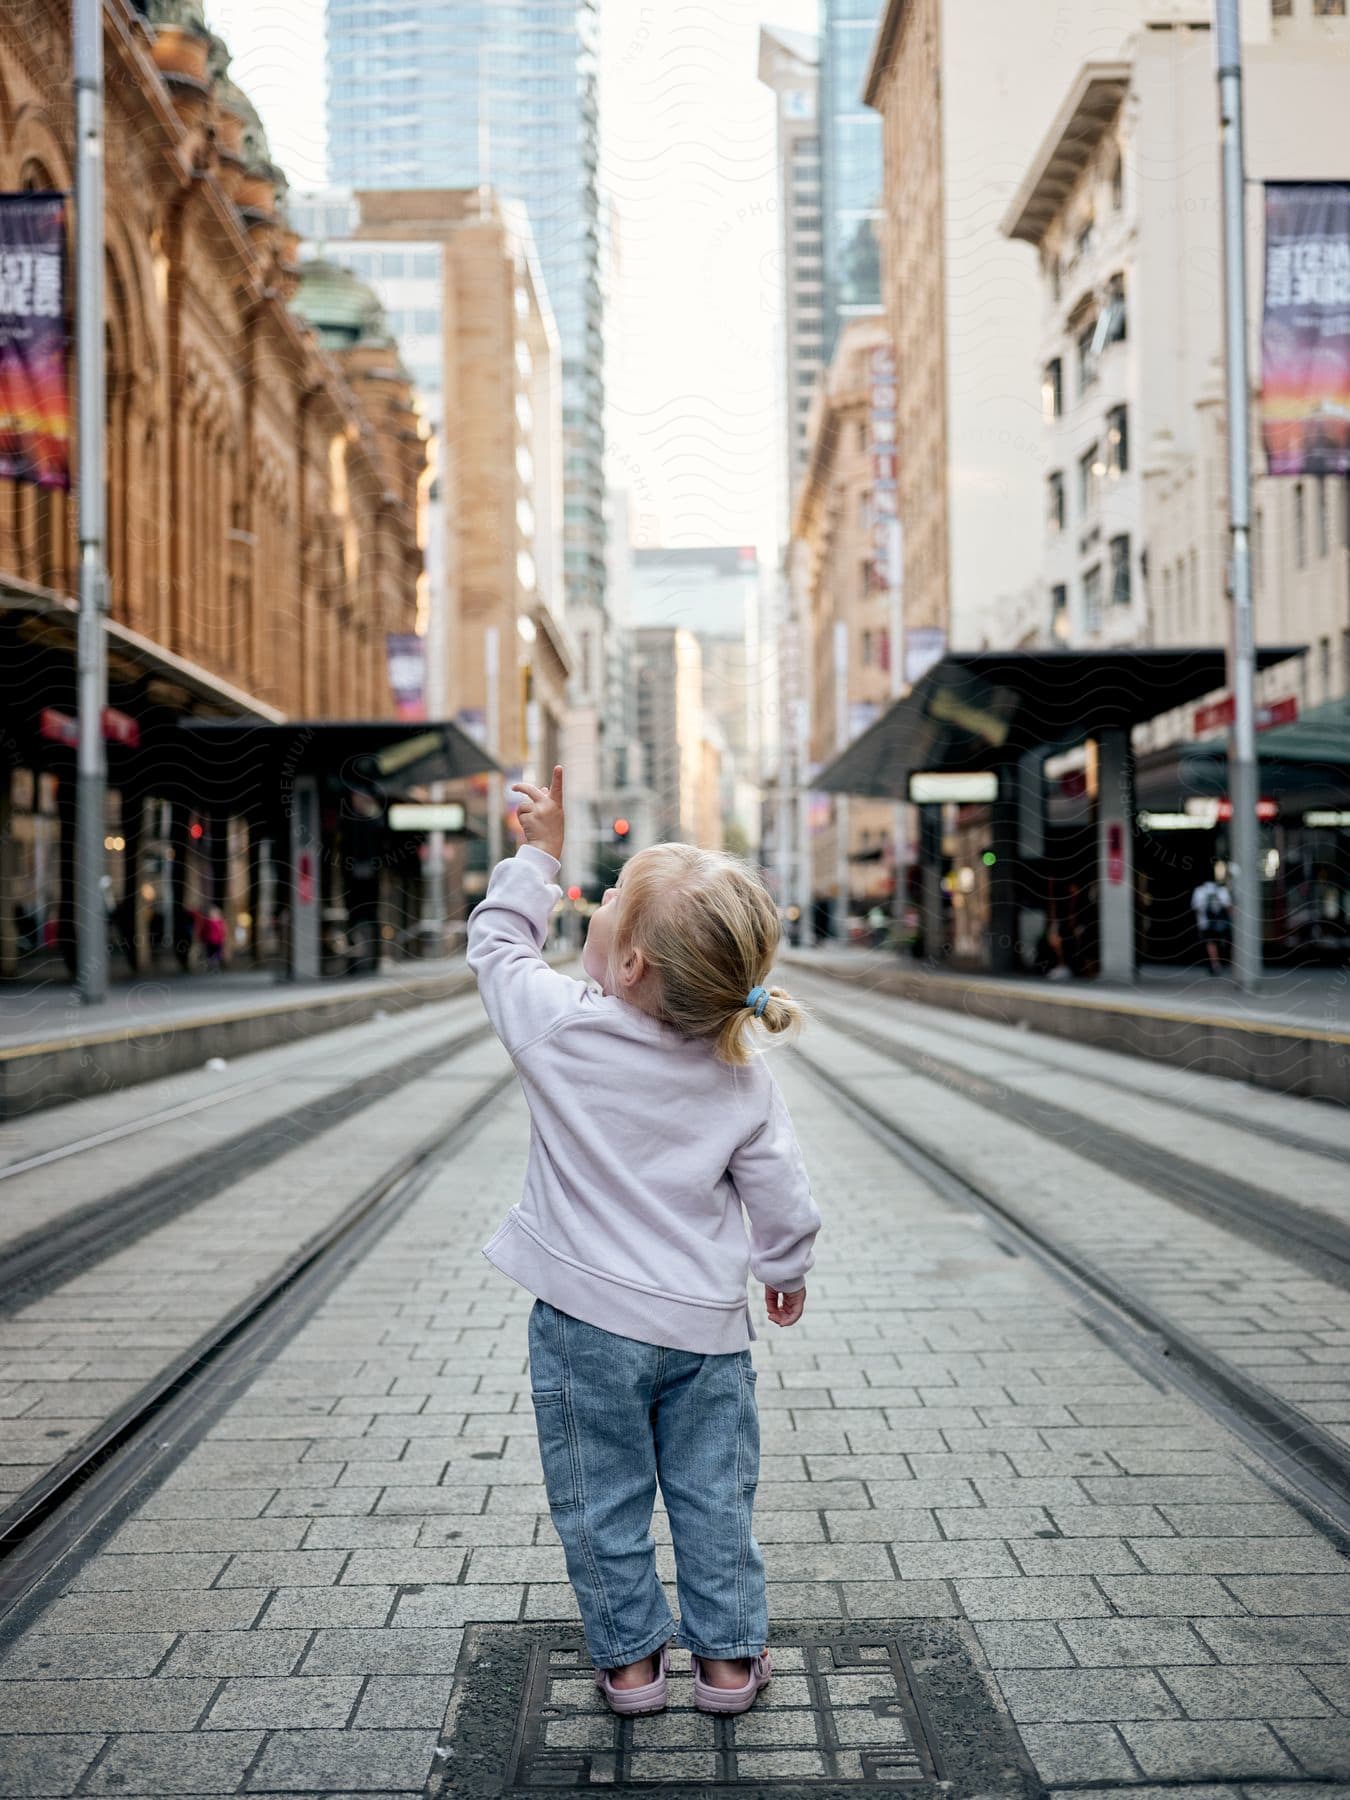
[528,1300,767,1670]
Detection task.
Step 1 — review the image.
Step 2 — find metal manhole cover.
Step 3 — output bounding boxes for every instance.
[437,1622,1042,1799]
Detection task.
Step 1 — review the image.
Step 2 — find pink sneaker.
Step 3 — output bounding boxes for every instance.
[594,1645,669,1716]
[691,1651,773,1715]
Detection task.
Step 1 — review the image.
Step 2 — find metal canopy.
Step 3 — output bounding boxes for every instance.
[175,717,502,814]
[815,648,1303,799]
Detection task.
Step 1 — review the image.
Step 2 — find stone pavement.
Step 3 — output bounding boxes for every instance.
[1,1020,1349,1794]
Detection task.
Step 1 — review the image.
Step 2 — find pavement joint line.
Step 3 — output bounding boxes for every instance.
[788,1043,1350,1546]
[0,1067,514,1634]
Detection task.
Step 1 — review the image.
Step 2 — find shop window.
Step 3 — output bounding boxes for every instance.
[1106,404,1129,476]
[1042,358,1063,421]
[1110,533,1132,607]
[1047,470,1065,533]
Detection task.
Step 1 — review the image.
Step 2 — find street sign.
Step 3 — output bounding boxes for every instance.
[388,802,467,832]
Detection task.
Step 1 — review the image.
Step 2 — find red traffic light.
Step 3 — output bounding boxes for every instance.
[613,818,630,838]
[566,885,582,902]
[189,821,204,840]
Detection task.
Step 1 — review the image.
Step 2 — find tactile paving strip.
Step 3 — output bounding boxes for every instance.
[439,1622,1042,1799]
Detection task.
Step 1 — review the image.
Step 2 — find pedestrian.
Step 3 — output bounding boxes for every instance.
[1190,863,1233,975]
[203,905,227,970]
[468,766,819,1722]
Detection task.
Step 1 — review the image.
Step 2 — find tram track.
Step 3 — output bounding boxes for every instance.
[789,965,1350,1167]
[797,995,1350,1290]
[0,1018,494,1315]
[789,1039,1350,1540]
[0,1060,514,1625]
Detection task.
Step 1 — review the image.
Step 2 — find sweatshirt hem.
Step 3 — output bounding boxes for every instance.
[484,1212,754,1355]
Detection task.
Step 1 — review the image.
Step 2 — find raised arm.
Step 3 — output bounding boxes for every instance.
[729,1072,821,1297]
[466,768,579,1055]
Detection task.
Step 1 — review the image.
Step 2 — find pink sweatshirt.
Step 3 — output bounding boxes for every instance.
[467,846,821,1354]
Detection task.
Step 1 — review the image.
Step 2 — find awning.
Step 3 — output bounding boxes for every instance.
[816,648,1304,798]
[175,718,502,818]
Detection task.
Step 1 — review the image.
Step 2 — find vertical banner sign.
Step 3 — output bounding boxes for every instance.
[385,633,426,720]
[1261,183,1350,476]
[868,343,899,597]
[0,194,69,491]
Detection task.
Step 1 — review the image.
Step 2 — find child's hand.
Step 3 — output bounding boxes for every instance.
[512,766,565,862]
[765,1285,806,1328]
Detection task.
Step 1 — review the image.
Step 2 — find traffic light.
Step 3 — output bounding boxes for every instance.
[612,818,630,842]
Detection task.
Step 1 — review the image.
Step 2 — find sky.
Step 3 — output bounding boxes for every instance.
[205,0,820,557]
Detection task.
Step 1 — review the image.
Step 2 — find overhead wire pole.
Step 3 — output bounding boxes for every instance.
[74,0,108,1003]
[1214,0,1263,992]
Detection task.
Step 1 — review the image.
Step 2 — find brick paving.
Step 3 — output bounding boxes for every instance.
[0,1026,1348,1792]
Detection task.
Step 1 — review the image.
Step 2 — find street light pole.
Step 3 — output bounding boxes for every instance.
[1215,0,1262,992]
[74,0,108,1004]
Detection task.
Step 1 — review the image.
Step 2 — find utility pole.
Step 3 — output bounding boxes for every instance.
[1215,0,1262,991]
[74,0,108,1003]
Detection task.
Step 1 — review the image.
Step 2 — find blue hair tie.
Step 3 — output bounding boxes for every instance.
[746,985,769,1018]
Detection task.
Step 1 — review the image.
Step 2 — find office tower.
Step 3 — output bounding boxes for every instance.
[326,1,605,621]
[758,26,825,514]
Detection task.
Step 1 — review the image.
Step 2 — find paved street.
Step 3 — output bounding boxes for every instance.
[1,978,1349,1794]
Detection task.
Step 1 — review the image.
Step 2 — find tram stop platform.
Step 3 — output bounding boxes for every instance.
[0,959,482,1121]
[783,948,1350,1106]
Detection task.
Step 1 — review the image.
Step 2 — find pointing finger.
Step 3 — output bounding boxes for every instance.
[549,765,564,805]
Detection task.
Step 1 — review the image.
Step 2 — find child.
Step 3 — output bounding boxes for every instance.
[467,766,820,1719]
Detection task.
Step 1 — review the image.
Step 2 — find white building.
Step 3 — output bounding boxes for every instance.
[1001,4,1350,961]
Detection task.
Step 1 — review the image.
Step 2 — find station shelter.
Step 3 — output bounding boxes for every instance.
[0,579,496,984]
[815,648,1308,980]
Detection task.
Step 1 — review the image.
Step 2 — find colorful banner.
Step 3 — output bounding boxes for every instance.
[385,633,426,720]
[1261,183,1350,476]
[0,193,68,491]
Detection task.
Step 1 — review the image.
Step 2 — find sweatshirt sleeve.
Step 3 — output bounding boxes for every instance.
[729,1072,821,1291]
[466,846,579,1055]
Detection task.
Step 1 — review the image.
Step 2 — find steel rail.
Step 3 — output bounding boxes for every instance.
[0,1062,513,1623]
[790,1043,1350,1540]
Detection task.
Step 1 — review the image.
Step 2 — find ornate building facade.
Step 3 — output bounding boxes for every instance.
[0,0,428,978]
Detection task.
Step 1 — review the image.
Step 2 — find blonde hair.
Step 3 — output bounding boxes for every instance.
[612,843,804,1065]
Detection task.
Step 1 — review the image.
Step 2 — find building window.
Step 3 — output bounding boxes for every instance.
[1075,216,1095,261]
[1083,564,1103,633]
[1047,471,1065,533]
[1321,635,1333,695]
[1294,481,1307,567]
[1077,318,1099,395]
[1314,0,1346,14]
[1042,358,1063,421]
[1044,248,1061,301]
[1317,477,1330,556]
[1078,443,1101,515]
[1272,0,1292,15]
[862,628,874,666]
[1100,273,1127,347]
[1110,534,1132,607]
[1051,583,1070,641]
[1105,404,1129,477]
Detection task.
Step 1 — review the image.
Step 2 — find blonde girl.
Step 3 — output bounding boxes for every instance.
[468,767,820,1719]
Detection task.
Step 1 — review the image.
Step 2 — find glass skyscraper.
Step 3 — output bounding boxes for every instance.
[326,0,605,616]
[819,0,883,351]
